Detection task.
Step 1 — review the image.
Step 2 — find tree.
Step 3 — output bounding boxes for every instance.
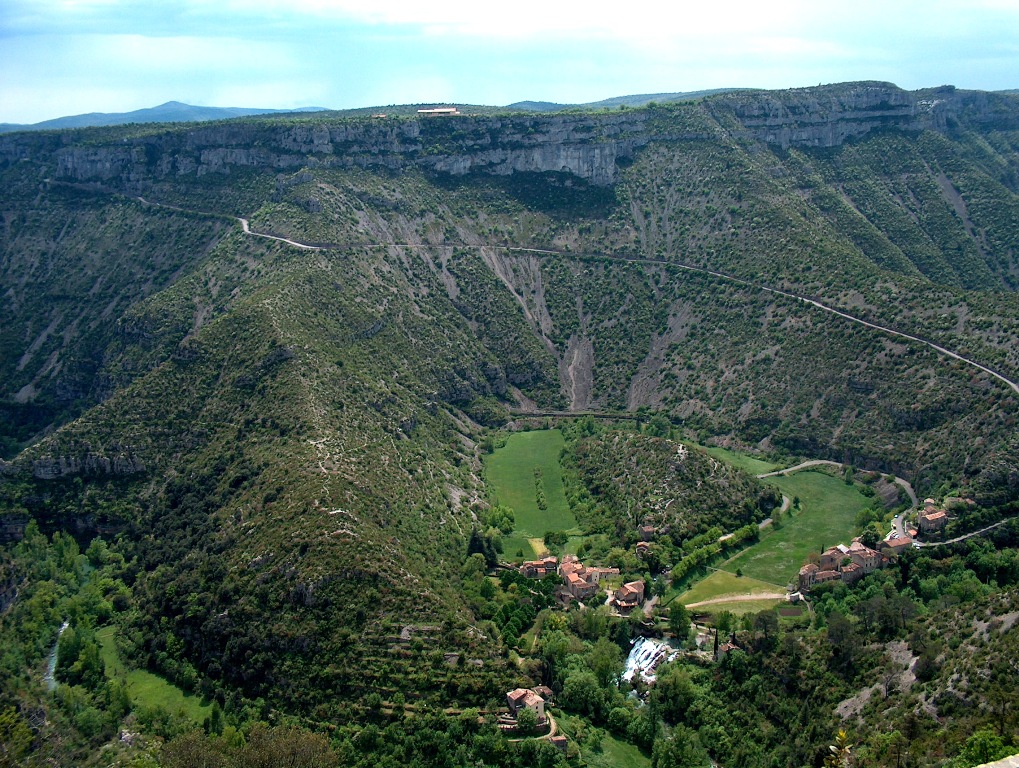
[560,671,603,718]
[607,706,633,735]
[824,730,853,767]
[538,630,570,685]
[239,724,338,768]
[651,726,707,768]
[646,414,672,438]
[515,706,539,736]
[589,636,624,687]
[958,728,1014,766]
[827,613,861,673]
[627,704,660,751]
[860,524,882,550]
[753,609,779,649]
[669,603,691,640]
[716,611,735,636]
[0,707,33,768]
[161,731,228,768]
[650,665,698,725]
[467,528,497,567]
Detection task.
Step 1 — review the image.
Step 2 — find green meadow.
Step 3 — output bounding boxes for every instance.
[720,470,869,584]
[680,570,785,605]
[694,443,781,476]
[97,626,211,722]
[485,430,580,560]
[556,712,650,768]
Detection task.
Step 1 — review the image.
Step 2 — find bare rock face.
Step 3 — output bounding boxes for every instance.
[5,82,1016,190]
[44,112,648,187]
[716,82,950,148]
[30,450,145,479]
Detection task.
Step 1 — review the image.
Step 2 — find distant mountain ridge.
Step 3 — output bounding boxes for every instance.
[506,88,740,111]
[0,89,745,132]
[0,100,330,133]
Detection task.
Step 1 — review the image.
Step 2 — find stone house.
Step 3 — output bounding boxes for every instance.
[798,563,843,590]
[819,544,850,572]
[919,508,948,534]
[799,540,886,590]
[520,556,558,578]
[847,541,883,572]
[506,688,545,721]
[557,555,618,600]
[566,571,598,600]
[613,580,645,613]
[880,537,913,557]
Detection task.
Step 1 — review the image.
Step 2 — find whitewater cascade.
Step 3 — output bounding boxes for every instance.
[43,621,69,692]
[622,636,679,683]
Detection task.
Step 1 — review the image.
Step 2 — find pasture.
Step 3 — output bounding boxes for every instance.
[96,626,211,722]
[485,430,580,560]
[720,470,869,584]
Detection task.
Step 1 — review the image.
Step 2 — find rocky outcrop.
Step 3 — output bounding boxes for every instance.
[711,82,1019,148]
[30,450,145,479]
[47,112,648,187]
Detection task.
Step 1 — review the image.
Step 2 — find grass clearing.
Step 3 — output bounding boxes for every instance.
[526,538,548,557]
[485,430,579,557]
[96,626,211,722]
[695,444,780,476]
[720,470,869,584]
[502,536,536,560]
[689,598,785,616]
[555,712,650,768]
[679,570,786,604]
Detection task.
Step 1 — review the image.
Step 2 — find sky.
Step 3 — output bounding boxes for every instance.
[2,0,1019,124]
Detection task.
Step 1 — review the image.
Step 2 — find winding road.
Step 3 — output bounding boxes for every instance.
[757,460,918,511]
[237,217,323,251]
[129,192,1019,398]
[916,516,1019,548]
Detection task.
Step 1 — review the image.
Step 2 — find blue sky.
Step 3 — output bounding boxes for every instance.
[2,0,1018,124]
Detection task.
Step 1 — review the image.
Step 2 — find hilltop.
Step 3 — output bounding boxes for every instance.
[0,101,331,133]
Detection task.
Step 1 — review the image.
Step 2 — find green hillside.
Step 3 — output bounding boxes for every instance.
[1,82,1019,766]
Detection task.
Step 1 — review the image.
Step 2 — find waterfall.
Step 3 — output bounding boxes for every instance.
[622,636,679,683]
[43,621,69,692]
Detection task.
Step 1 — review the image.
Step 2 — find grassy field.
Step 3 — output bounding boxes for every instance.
[502,535,537,560]
[694,444,780,476]
[97,626,211,722]
[687,598,785,616]
[485,430,579,560]
[679,570,786,604]
[720,470,869,584]
[556,713,650,768]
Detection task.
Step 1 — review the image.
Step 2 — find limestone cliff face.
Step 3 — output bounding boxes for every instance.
[2,83,1015,190]
[712,82,952,148]
[44,111,648,188]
